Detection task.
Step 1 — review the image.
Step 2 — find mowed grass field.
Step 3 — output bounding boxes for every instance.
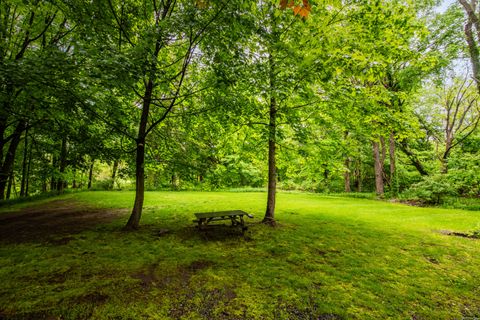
[0,191,479,319]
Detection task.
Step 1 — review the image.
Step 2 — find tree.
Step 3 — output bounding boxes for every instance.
[72,0,237,229]
[0,0,75,199]
[458,0,480,92]
[416,76,480,173]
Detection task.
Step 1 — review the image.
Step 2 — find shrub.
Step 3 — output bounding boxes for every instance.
[92,178,114,191]
[402,174,458,205]
[447,154,480,197]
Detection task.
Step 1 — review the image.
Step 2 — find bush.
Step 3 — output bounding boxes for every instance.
[402,174,458,205]
[92,178,114,191]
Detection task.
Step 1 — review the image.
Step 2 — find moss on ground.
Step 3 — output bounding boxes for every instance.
[0,191,479,319]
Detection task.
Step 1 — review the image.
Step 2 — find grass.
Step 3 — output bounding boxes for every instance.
[441,196,480,211]
[1,191,479,319]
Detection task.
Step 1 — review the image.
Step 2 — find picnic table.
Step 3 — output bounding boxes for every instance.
[193,210,253,233]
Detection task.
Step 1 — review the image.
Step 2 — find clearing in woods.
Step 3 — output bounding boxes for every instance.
[0,191,479,319]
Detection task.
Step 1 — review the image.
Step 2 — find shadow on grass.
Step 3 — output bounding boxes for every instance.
[0,199,128,244]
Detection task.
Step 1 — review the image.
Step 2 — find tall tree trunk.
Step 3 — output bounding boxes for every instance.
[389,132,396,194]
[263,46,277,225]
[111,160,118,190]
[124,3,172,229]
[355,163,362,192]
[125,79,153,230]
[459,0,480,92]
[0,116,7,168]
[6,171,13,200]
[88,159,95,189]
[380,136,387,165]
[20,128,28,197]
[56,137,67,193]
[344,158,351,193]
[50,157,56,191]
[380,135,388,183]
[264,96,277,224]
[0,120,25,199]
[373,140,384,196]
[25,145,32,196]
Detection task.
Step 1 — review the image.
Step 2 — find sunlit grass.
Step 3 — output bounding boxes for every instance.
[1,191,479,319]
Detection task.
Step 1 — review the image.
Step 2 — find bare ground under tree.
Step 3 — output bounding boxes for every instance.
[0,200,128,244]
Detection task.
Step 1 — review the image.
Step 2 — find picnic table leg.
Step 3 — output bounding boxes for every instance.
[229,216,238,227]
[239,215,248,233]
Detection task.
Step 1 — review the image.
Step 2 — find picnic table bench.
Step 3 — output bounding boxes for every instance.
[193,210,253,233]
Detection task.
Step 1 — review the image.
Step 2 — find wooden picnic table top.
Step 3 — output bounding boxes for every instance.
[194,210,250,219]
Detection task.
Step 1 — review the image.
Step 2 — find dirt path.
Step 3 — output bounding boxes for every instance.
[0,200,128,244]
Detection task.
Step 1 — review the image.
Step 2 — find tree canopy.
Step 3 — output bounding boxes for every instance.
[1,0,478,227]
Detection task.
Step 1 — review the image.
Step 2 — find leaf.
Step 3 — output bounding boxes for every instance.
[293,5,302,16]
[280,0,288,9]
[299,7,310,18]
[292,1,311,19]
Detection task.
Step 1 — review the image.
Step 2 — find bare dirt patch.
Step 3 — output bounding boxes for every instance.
[0,200,128,244]
[437,229,480,240]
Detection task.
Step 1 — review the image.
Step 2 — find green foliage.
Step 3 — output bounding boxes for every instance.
[0,0,477,216]
[92,179,115,191]
[448,153,480,197]
[403,174,458,205]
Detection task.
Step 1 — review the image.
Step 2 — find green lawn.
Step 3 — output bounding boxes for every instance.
[1,191,479,319]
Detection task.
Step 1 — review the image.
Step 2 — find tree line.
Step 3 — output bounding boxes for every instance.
[1,0,479,229]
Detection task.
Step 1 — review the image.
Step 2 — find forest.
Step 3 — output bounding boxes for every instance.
[1,0,479,223]
[0,0,480,319]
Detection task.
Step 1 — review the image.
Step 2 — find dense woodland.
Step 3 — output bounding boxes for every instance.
[1,0,479,228]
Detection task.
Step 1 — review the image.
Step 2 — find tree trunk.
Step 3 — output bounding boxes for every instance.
[26,145,32,196]
[344,158,351,193]
[389,132,397,194]
[373,140,384,196]
[398,141,429,176]
[441,135,453,174]
[0,116,7,169]
[263,45,277,225]
[6,171,13,200]
[0,120,25,199]
[264,99,277,224]
[111,160,119,190]
[88,159,95,189]
[459,0,480,93]
[380,135,388,183]
[323,167,330,180]
[56,137,67,193]
[20,128,28,197]
[355,163,362,192]
[380,136,387,165]
[125,79,153,230]
[50,154,57,191]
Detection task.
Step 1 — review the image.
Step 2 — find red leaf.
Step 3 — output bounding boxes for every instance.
[299,7,310,18]
[293,5,302,15]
